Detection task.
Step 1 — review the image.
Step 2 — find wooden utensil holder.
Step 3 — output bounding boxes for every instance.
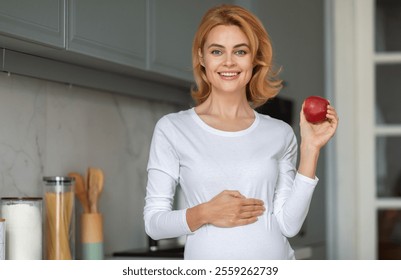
[81,213,104,260]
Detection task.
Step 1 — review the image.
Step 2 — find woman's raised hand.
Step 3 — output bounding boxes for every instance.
[300,104,339,150]
[297,103,339,179]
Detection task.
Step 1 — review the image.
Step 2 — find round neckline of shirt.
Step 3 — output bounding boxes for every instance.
[189,107,260,137]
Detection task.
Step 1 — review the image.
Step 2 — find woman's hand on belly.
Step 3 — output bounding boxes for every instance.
[186,190,265,231]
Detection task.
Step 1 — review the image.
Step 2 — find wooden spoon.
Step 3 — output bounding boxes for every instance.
[88,168,104,213]
[97,168,104,196]
[68,172,90,213]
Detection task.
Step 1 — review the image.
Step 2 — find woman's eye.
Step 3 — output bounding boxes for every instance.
[235,50,247,56]
[211,49,222,55]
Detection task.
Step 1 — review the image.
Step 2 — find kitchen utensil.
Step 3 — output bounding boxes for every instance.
[88,168,104,213]
[68,172,89,213]
[81,213,104,259]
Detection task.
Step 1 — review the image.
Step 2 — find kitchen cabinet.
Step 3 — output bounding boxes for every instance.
[0,1,240,103]
[0,0,65,48]
[67,0,147,70]
[148,0,231,82]
[0,0,233,84]
[69,0,224,80]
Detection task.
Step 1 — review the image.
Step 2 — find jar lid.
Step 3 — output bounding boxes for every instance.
[43,176,75,183]
[1,197,43,201]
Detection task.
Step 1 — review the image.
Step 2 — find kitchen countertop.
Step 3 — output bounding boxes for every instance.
[113,246,184,259]
[112,246,313,260]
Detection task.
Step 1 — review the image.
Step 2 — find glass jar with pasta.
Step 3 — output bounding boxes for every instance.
[43,176,75,260]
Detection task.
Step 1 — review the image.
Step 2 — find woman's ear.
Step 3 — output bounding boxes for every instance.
[198,48,204,67]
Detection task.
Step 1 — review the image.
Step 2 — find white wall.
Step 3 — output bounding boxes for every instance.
[0,71,183,257]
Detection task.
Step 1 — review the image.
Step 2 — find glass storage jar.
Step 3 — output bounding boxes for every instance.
[0,218,6,260]
[43,176,75,260]
[0,197,43,259]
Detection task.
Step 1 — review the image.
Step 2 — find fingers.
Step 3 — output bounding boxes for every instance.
[223,190,246,199]
[238,207,265,221]
[240,204,265,213]
[223,191,265,207]
[233,207,265,226]
[326,105,338,119]
[222,191,264,208]
[237,199,265,221]
[326,105,339,126]
[242,198,264,206]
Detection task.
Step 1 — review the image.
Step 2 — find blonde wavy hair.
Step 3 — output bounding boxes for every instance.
[191,4,282,108]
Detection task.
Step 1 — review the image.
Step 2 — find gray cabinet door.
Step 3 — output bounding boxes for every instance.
[149,0,230,82]
[67,0,147,69]
[0,0,65,48]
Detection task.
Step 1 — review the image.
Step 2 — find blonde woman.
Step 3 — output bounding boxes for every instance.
[144,4,338,260]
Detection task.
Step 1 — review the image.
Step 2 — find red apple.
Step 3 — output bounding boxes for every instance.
[303,96,330,123]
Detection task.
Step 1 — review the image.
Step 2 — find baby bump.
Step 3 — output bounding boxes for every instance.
[184,216,293,260]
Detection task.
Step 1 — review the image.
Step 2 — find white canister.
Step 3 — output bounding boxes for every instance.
[0,218,5,260]
[0,197,43,260]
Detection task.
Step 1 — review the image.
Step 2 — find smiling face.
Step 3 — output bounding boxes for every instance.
[200,25,253,98]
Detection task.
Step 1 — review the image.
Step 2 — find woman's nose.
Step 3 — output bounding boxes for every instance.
[223,54,236,67]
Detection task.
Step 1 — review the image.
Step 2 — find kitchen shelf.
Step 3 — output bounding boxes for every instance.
[375,125,401,136]
[376,198,401,209]
[374,53,401,64]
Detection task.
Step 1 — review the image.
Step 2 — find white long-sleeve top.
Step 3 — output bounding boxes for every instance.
[144,108,318,259]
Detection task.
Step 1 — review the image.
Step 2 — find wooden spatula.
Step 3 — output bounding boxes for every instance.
[68,172,90,213]
[88,168,104,213]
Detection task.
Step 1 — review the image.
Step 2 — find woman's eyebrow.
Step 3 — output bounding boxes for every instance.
[207,43,250,49]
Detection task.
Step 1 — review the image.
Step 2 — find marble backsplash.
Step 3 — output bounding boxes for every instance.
[0,71,186,256]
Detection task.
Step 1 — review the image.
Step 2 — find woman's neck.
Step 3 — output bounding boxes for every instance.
[196,91,253,119]
[194,91,256,132]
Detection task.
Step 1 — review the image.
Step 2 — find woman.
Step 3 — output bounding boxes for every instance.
[144,4,338,259]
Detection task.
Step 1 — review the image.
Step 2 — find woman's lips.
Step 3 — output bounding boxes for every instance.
[218,72,240,79]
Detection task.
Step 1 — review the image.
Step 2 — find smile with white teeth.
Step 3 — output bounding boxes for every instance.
[219,72,240,77]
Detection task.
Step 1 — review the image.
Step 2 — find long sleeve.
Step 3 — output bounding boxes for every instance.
[143,109,317,259]
[143,117,192,240]
[273,130,318,238]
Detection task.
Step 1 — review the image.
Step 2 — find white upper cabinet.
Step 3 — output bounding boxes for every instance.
[0,0,65,48]
[67,0,147,70]
[0,0,233,84]
[148,0,231,82]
